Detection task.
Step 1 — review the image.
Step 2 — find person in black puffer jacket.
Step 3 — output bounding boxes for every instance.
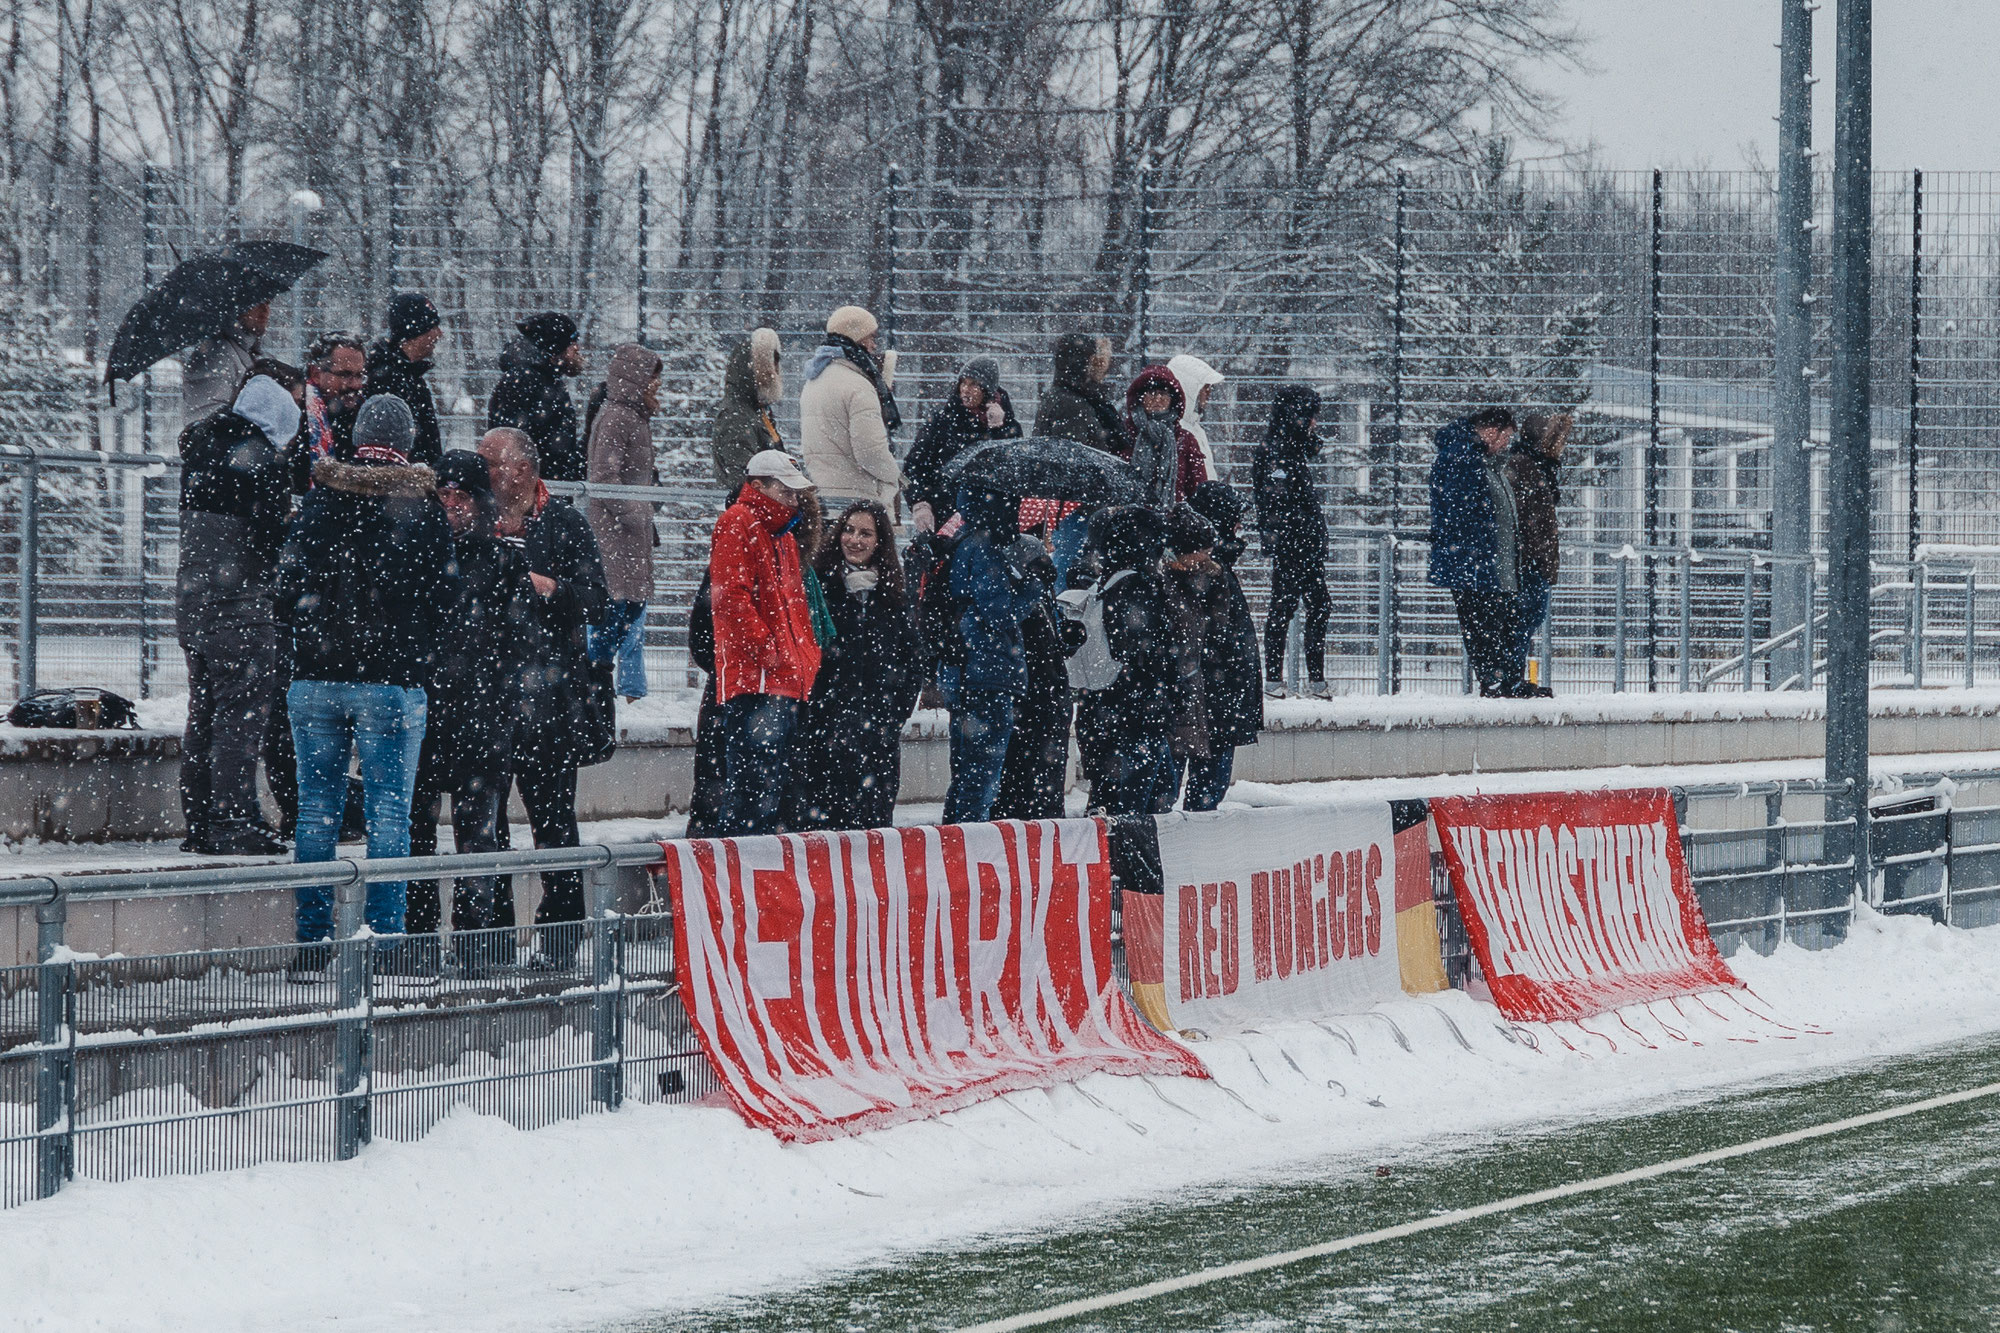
[407,452,539,962]
[1180,481,1264,810]
[1252,384,1331,698]
[1076,505,1176,816]
[277,394,454,953]
[177,374,302,855]
[365,293,445,467]
[902,357,1023,533]
[785,500,925,831]
[488,312,584,482]
[991,534,1070,822]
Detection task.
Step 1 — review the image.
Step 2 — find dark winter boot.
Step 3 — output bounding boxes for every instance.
[198,821,290,856]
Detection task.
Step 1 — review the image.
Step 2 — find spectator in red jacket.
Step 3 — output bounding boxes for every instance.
[708,449,822,835]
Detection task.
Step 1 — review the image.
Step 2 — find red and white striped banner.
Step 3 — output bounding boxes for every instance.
[660,818,1208,1142]
[1429,789,1740,1022]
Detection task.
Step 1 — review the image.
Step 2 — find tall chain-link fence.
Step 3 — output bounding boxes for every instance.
[7,162,2000,699]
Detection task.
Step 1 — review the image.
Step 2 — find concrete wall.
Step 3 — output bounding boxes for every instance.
[14,692,2000,839]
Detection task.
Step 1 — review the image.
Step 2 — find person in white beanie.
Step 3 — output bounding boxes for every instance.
[1166,354,1225,482]
[799,305,903,512]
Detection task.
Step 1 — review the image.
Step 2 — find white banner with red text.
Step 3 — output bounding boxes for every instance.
[1125,803,1407,1034]
[659,818,1209,1142]
[1429,788,1740,1023]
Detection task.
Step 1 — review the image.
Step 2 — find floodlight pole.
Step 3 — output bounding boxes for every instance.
[1826,0,1872,898]
[1772,0,1815,689]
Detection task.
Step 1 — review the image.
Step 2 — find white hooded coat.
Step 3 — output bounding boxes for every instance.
[1167,354,1226,481]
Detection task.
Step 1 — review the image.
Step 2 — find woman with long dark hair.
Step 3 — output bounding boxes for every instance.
[786,500,924,831]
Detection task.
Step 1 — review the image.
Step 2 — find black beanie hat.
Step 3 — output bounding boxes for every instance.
[1166,502,1217,557]
[435,449,493,496]
[518,312,579,360]
[1187,480,1244,534]
[387,292,441,343]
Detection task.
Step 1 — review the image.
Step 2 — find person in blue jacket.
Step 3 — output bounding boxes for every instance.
[940,484,1044,823]
[1429,405,1540,698]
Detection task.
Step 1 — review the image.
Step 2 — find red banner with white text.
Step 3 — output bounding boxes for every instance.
[1429,789,1740,1022]
[660,818,1209,1142]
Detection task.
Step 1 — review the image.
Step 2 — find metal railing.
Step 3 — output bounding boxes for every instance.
[11,766,2000,1208]
[0,840,709,1209]
[7,446,1993,704]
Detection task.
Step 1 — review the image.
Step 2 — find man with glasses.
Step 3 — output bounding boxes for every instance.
[301,332,368,471]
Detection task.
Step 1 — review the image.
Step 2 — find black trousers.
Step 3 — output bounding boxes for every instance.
[180,622,278,838]
[685,685,727,838]
[265,649,298,833]
[504,751,584,924]
[993,684,1071,822]
[407,772,511,935]
[1451,588,1523,695]
[1264,558,1331,682]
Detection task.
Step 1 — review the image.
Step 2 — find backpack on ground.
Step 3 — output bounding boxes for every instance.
[7,688,139,730]
[1056,570,1133,692]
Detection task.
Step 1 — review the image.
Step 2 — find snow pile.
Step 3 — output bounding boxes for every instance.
[5,906,2000,1332]
[1259,685,2000,733]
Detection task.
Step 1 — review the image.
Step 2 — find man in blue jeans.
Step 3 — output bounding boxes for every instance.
[277,395,454,972]
[939,485,1042,824]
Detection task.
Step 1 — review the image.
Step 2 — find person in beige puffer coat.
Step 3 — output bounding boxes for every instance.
[585,342,664,700]
[799,305,902,511]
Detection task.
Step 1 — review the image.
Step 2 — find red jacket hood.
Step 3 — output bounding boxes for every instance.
[1123,364,1188,431]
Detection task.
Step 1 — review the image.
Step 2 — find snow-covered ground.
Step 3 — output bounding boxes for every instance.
[6,905,2000,1333]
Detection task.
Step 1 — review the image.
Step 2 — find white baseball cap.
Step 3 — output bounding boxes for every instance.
[746,449,813,490]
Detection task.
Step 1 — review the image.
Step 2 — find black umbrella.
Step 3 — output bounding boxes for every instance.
[104,241,327,385]
[939,435,1145,508]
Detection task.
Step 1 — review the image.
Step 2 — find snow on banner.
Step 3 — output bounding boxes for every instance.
[658,818,1208,1141]
[1430,788,1740,1022]
[1144,804,1406,1033]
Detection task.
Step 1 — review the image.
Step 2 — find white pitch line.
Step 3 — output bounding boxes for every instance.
[955,1077,2000,1332]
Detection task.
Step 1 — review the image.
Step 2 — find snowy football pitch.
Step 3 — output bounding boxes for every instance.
[665,1038,2000,1331]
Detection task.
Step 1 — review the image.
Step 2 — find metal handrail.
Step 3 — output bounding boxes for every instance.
[0,839,673,910]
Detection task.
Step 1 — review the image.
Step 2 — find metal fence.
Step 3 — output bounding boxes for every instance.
[8,770,2000,1210]
[5,450,1999,703]
[0,841,710,1208]
[16,163,2000,698]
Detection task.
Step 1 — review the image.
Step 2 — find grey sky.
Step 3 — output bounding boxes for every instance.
[1537,0,1996,172]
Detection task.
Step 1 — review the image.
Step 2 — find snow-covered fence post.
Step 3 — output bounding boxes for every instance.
[1613,550,1629,693]
[881,165,901,351]
[1388,171,1408,695]
[387,160,406,293]
[635,168,651,347]
[1908,168,1925,562]
[1966,571,1977,689]
[1911,561,1927,688]
[1646,167,1664,691]
[1134,160,1153,368]
[1743,559,1758,691]
[1374,533,1393,694]
[333,873,370,1160]
[17,447,37,700]
[586,860,624,1110]
[34,884,72,1199]
[1678,549,1694,691]
[1389,169,1407,536]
